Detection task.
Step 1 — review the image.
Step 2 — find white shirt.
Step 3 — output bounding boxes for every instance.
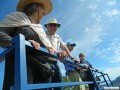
[46,31,65,51]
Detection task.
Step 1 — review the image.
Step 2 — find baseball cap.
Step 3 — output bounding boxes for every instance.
[67,42,76,46]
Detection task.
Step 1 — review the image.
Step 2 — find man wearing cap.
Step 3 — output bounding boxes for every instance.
[66,42,76,52]
[44,18,79,90]
[64,42,85,90]
[79,53,98,90]
[0,0,56,89]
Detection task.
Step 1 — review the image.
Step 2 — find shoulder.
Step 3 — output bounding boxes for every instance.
[85,60,90,63]
[17,26,32,31]
[54,34,60,38]
[16,26,35,35]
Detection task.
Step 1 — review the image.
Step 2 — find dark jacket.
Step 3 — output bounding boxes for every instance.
[0,26,43,48]
[0,26,50,90]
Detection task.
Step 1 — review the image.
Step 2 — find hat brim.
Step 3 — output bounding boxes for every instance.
[70,44,76,46]
[16,0,53,16]
[44,23,61,28]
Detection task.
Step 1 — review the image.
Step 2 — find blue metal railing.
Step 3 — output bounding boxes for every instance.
[0,34,113,90]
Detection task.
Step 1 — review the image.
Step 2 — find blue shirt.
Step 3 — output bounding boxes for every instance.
[64,61,76,76]
[80,60,93,68]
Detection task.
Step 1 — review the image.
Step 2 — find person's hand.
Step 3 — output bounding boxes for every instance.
[48,47,55,55]
[84,64,89,69]
[57,51,68,60]
[94,68,99,72]
[28,40,40,50]
[72,58,80,64]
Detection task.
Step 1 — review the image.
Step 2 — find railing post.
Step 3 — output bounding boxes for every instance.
[88,67,100,90]
[106,74,114,86]
[11,34,28,90]
[101,72,109,86]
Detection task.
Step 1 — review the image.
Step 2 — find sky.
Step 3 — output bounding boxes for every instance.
[0,0,120,88]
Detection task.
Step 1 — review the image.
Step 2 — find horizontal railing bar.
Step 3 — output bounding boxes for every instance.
[98,73,108,77]
[91,69,102,73]
[96,81,105,83]
[28,81,94,89]
[98,75,102,77]
[25,41,86,69]
[0,45,14,63]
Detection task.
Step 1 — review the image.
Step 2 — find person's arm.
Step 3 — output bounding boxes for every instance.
[61,45,80,62]
[88,61,98,71]
[0,27,14,48]
[15,26,41,50]
[16,26,55,53]
[57,36,79,62]
[61,45,73,59]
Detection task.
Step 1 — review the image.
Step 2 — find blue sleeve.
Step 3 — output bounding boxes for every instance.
[86,61,93,68]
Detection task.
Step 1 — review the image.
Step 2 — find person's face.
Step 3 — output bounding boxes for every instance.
[79,55,85,60]
[67,46,75,52]
[47,24,59,35]
[32,6,44,24]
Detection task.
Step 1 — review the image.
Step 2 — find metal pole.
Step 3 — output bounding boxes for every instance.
[88,67,100,90]
[11,34,28,90]
[106,74,114,86]
[101,72,109,86]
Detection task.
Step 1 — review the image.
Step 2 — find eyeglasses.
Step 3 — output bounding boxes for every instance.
[48,23,58,27]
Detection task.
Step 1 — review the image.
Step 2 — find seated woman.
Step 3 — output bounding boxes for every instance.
[0,0,55,89]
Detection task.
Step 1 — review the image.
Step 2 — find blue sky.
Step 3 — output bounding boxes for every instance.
[0,0,120,88]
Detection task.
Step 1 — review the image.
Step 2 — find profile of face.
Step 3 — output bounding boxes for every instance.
[32,6,44,24]
[67,46,75,52]
[47,24,59,35]
[79,54,85,60]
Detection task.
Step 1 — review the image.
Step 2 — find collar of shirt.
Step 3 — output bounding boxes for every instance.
[46,30,58,38]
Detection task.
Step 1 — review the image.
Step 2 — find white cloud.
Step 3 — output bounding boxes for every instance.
[95,38,120,63]
[58,0,62,3]
[79,0,84,2]
[78,22,103,52]
[63,12,104,57]
[88,3,98,10]
[91,13,102,22]
[71,25,103,57]
[103,67,120,80]
[107,1,116,6]
[97,0,101,2]
[110,56,120,63]
[104,9,120,17]
[110,41,120,63]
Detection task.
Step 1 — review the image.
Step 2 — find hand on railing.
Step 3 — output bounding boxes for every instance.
[72,58,80,64]
[57,51,68,61]
[28,40,40,50]
[83,64,89,69]
[94,69,99,72]
[47,47,55,55]
[91,68,99,72]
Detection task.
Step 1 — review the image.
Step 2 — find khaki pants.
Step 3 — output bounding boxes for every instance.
[68,71,86,90]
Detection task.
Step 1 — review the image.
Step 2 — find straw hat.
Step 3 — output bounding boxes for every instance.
[16,0,53,15]
[44,18,61,28]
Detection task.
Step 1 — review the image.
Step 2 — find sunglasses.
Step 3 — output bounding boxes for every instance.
[48,23,58,27]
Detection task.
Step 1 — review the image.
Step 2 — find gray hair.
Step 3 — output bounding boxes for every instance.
[22,2,44,16]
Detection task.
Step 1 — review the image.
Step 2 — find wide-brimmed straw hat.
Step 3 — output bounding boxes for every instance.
[16,0,53,16]
[44,18,61,28]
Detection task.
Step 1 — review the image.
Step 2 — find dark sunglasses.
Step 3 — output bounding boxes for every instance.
[48,23,58,27]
